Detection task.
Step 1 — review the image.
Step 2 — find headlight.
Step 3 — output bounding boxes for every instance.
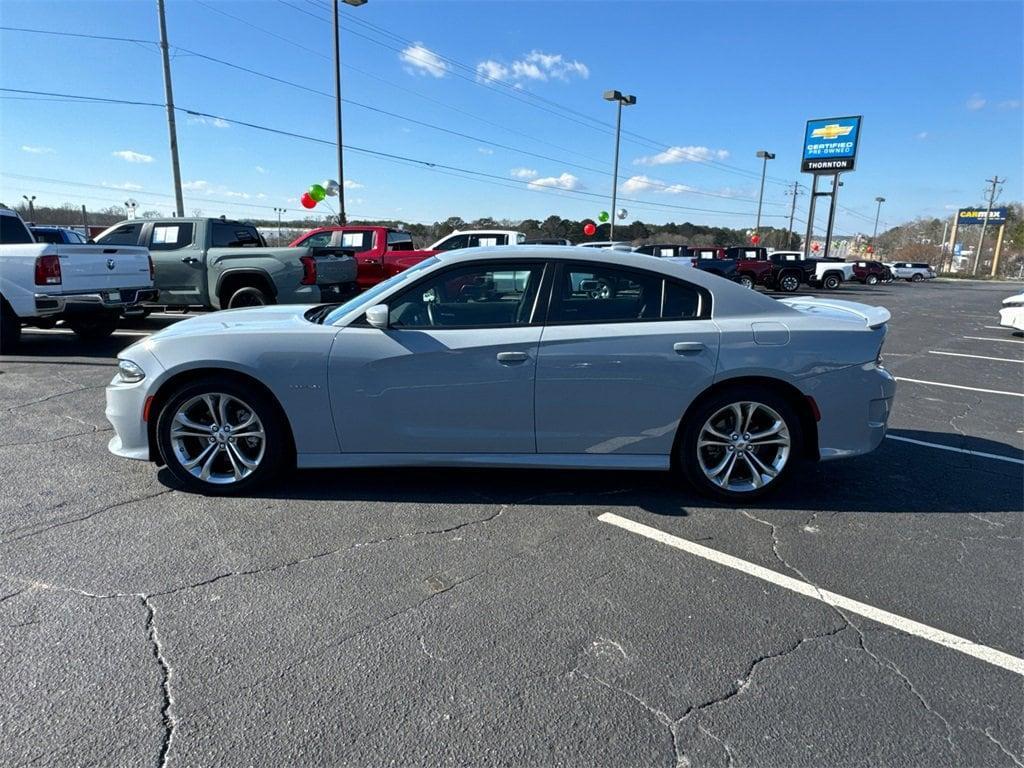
[117,359,145,383]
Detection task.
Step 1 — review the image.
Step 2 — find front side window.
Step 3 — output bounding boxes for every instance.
[96,223,141,246]
[548,263,707,324]
[434,234,469,252]
[150,223,195,250]
[387,231,414,251]
[468,234,504,247]
[301,231,334,248]
[389,262,544,328]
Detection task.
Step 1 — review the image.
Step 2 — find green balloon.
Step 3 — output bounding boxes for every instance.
[309,183,326,202]
[598,211,610,222]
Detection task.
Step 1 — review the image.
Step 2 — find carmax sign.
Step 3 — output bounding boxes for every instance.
[957,207,1008,225]
[801,116,862,174]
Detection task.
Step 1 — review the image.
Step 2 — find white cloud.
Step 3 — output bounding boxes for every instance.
[528,172,582,191]
[343,179,363,189]
[400,43,448,78]
[477,147,494,155]
[476,50,589,84]
[255,165,267,174]
[113,150,153,163]
[966,94,987,111]
[182,180,210,191]
[620,175,697,195]
[915,131,929,140]
[998,99,1022,110]
[510,167,538,180]
[634,145,730,166]
[187,115,230,128]
[21,145,55,154]
[103,181,143,191]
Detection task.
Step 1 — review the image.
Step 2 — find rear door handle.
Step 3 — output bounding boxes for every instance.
[673,341,705,354]
[181,256,200,265]
[496,351,529,363]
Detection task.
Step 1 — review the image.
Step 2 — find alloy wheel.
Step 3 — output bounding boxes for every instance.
[169,393,266,484]
[780,275,800,292]
[696,401,791,493]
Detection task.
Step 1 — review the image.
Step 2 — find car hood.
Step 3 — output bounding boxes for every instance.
[149,305,316,341]
[1002,292,1024,306]
[778,297,891,329]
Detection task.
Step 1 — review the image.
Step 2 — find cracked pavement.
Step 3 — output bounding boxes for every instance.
[1,284,1022,766]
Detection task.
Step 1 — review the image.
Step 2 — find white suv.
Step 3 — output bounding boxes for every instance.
[887,262,936,282]
[428,230,526,251]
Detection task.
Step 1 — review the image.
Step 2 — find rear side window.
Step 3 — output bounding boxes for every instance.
[547,263,708,324]
[31,229,63,244]
[1,214,34,244]
[96,223,142,246]
[211,222,260,247]
[434,234,469,251]
[150,223,195,250]
[340,230,373,252]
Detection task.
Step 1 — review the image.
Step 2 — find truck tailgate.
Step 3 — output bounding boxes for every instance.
[55,244,151,292]
[311,247,357,285]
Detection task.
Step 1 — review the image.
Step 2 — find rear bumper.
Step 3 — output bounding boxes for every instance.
[35,287,158,316]
[802,362,896,461]
[999,306,1024,331]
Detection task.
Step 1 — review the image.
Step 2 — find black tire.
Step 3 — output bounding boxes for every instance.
[911,273,923,283]
[737,274,755,289]
[778,272,800,292]
[226,286,272,309]
[1,298,21,353]
[678,385,804,503]
[865,274,879,286]
[155,376,290,495]
[823,273,841,290]
[67,311,119,340]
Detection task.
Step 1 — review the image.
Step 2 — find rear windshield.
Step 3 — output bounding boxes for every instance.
[211,222,261,247]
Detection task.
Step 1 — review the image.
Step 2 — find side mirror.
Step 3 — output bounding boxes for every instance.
[365,304,389,329]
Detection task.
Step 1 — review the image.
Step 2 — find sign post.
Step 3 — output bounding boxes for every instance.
[800,116,862,259]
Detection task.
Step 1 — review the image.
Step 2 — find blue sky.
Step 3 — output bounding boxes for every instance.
[1,0,1021,236]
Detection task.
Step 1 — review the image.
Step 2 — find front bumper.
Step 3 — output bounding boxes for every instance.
[105,343,165,461]
[802,362,897,461]
[998,306,1024,331]
[35,287,158,316]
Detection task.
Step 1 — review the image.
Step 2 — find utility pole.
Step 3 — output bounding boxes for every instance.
[823,175,841,260]
[754,150,775,235]
[786,182,801,248]
[156,0,184,217]
[21,195,35,220]
[274,207,286,244]
[332,0,366,226]
[81,205,88,239]
[973,175,1004,275]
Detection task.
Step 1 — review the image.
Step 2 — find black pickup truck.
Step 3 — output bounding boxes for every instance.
[634,244,738,281]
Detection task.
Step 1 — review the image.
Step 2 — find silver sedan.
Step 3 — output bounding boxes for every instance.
[106,247,896,501]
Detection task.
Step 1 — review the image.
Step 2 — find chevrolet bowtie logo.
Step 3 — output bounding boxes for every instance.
[811,123,854,140]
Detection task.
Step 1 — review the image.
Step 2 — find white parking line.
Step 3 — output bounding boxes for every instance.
[886,434,1024,465]
[929,351,1023,364]
[896,377,1024,398]
[23,328,151,338]
[963,336,1024,344]
[598,512,1024,676]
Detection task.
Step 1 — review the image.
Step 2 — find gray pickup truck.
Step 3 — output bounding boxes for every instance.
[95,218,357,309]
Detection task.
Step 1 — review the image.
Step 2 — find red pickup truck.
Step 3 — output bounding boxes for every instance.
[289,226,437,291]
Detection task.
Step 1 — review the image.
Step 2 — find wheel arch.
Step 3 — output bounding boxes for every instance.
[215,269,277,309]
[146,367,295,464]
[670,375,819,468]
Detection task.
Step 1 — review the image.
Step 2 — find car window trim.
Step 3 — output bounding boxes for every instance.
[544,261,711,326]
[385,259,550,330]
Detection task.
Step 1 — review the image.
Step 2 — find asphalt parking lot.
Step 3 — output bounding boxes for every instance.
[2,279,1021,767]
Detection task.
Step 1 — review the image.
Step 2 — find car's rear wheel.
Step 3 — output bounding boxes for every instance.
[823,274,841,290]
[778,273,800,292]
[226,286,271,309]
[156,377,288,494]
[67,311,119,340]
[737,274,755,289]
[911,273,923,282]
[679,387,803,502]
[866,274,879,285]
[0,298,21,353]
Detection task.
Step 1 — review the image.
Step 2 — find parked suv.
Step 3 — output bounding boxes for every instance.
[851,260,891,285]
[724,246,774,289]
[887,262,936,282]
[29,226,88,244]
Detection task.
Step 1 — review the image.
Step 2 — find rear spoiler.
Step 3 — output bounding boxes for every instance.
[778,297,891,329]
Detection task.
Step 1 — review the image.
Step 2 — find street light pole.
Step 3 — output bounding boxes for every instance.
[334,0,367,226]
[21,195,35,221]
[274,207,286,244]
[754,150,775,235]
[603,89,636,243]
[872,196,886,240]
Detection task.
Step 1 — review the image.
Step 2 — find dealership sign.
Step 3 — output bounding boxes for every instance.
[801,116,862,174]
[957,207,1008,225]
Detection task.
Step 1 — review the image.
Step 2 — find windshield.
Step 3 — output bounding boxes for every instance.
[322,257,439,325]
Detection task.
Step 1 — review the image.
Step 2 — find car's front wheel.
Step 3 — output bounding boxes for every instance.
[156,377,289,494]
[778,273,801,292]
[866,274,879,285]
[911,273,923,282]
[679,387,802,502]
[737,274,755,289]
[226,286,272,309]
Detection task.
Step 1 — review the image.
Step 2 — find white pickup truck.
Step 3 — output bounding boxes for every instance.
[0,207,156,352]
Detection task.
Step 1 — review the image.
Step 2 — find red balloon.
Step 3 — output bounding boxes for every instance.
[750,234,761,245]
[811,242,821,252]
[300,192,316,209]
[866,245,874,253]
[583,222,596,236]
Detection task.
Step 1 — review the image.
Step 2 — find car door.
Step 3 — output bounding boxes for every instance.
[145,222,204,305]
[328,260,548,454]
[535,261,719,456]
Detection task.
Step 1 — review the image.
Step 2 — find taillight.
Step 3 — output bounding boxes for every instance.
[148,254,155,281]
[300,255,317,285]
[34,254,62,285]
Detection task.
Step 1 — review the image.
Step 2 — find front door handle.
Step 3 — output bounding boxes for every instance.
[181,256,200,265]
[496,351,529,364]
[673,341,705,354]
